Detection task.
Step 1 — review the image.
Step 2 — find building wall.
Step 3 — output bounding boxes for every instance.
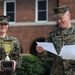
[2,0,57,54]
[7,25,56,53]
[16,0,57,22]
[59,0,75,19]
[0,0,75,54]
[16,0,35,22]
[48,0,58,21]
[0,1,4,15]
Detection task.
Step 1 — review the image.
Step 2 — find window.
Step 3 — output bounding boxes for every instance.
[36,0,48,22]
[4,0,16,23]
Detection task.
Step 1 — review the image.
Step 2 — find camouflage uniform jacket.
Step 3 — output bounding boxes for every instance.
[0,35,22,75]
[38,25,75,75]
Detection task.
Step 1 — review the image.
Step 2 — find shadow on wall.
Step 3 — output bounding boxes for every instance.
[30,38,45,56]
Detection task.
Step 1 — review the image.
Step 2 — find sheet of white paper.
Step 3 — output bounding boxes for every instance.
[36,42,75,60]
[36,42,58,55]
[59,45,75,60]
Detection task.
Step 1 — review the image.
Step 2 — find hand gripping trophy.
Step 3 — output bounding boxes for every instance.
[1,39,14,71]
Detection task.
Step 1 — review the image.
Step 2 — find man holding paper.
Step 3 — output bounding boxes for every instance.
[36,6,75,75]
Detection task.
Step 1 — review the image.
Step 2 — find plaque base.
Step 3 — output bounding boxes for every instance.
[1,61,14,71]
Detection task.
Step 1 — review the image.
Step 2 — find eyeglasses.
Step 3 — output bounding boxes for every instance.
[0,23,8,26]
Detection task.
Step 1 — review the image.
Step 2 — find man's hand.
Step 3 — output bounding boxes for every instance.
[36,46,44,53]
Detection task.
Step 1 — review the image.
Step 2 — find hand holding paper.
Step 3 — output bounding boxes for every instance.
[36,45,44,53]
[36,42,58,55]
[36,42,75,60]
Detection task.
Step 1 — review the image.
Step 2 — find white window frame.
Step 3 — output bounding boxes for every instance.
[4,0,16,24]
[35,0,48,22]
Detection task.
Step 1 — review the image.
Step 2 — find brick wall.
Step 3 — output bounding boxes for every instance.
[48,0,57,21]
[7,25,56,53]
[59,0,75,19]
[16,0,57,22]
[0,1,4,15]
[0,0,75,54]
[16,0,35,22]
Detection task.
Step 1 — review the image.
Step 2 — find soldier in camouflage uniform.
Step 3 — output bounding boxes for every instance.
[36,6,75,75]
[0,15,22,75]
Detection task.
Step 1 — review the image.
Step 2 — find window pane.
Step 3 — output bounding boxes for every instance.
[38,11,46,20]
[7,13,14,21]
[6,2,14,12]
[38,1,46,10]
[5,1,15,22]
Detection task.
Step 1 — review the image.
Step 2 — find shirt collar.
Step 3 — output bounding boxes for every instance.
[59,26,74,35]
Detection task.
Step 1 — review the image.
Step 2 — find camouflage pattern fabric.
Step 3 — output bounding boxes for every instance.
[53,6,69,18]
[0,35,22,75]
[38,25,75,75]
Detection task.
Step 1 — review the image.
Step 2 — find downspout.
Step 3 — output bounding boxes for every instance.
[56,0,59,27]
[57,0,59,7]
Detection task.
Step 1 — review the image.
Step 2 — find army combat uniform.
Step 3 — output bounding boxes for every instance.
[38,25,75,75]
[0,35,22,75]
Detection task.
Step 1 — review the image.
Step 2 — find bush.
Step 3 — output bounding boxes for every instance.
[16,54,53,75]
[42,57,53,75]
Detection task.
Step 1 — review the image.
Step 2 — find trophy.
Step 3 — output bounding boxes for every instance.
[1,40,14,71]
